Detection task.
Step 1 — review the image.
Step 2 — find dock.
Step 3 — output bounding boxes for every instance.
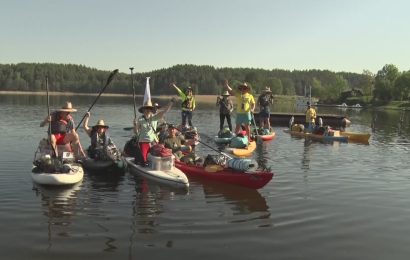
[254,112,350,128]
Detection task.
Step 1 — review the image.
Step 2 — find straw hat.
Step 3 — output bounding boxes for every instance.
[138,100,155,113]
[93,119,109,129]
[263,86,272,93]
[238,82,250,90]
[221,91,230,96]
[57,101,77,112]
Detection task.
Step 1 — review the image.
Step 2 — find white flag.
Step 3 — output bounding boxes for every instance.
[143,77,151,105]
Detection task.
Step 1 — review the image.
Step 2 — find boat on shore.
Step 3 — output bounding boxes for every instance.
[175,161,273,189]
[125,154,189,188]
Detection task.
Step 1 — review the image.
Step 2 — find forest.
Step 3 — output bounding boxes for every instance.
[0,63,408,103]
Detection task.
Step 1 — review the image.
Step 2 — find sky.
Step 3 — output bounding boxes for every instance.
[1,0,409,74]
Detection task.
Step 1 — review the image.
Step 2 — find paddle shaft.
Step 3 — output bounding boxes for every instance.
[130,67,137,120]
[45,76,57,157]
[252,113,259,137]
[171,127,233,159]
[75,69,119,131]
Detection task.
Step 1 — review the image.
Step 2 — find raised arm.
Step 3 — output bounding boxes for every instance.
[83,112,92,136]
[224,80,233,95]
[156,98,176,119]
[172,83,186,100]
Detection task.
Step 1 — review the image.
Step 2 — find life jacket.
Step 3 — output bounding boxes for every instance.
[90,129,110,149]
[259,94,271,107]
[50,112,72,134]
[182,96,194,110]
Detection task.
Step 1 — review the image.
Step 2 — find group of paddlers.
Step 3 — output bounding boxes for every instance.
[39,80,277,166]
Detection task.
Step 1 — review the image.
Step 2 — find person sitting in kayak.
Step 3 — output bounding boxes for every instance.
[225,80,255,141]
[216,90,234,132]
[172,83,196,128]
[305,101,317,132]
[162,124,195,160]
[133,98,176,166]
[257,86,274,131]
[83,112,121,161]
[40,101,86,159]
[229,130,249,149]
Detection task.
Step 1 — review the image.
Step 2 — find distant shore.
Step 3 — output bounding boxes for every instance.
[0,91,219,103]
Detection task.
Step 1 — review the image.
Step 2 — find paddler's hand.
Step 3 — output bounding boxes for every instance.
[85,112,90,118]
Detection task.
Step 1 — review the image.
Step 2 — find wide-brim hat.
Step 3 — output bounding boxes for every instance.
[185,86,193,93]
[238,82,250,90]
[263,86,272,93]
[167,123,177,129]
[92,119,109,129]
[221,91,230,96]
[138,100,155,113]
[57,101,77,112]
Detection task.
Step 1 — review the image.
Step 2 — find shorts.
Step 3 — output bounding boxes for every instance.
[54,133,66,145]
[235,112,252,125]
[259,110,270,119]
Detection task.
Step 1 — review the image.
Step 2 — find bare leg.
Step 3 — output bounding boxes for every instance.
[50,134,58,156]
[64,132,86,159]
[244,124,251,141]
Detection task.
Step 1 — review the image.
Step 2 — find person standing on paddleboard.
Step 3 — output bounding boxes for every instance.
[172,83,196,129]
[257,86,274,132]
[305,101,317,132]
[216,90,234,132]
[225,80,255,141]
[133,98,176,167]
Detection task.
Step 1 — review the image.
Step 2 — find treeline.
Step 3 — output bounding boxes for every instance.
[373,64,410,103]
[0,62,378,101]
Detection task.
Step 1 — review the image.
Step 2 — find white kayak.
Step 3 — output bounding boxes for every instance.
[125,154,189,188]
[31,163,84,185]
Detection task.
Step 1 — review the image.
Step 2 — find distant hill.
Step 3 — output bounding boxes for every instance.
[0,63,370,100]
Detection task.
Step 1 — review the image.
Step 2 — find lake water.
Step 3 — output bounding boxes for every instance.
[1,95,410,260]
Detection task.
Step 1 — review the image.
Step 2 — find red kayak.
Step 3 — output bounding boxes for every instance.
[256,131,276,141]
[175,161,273,189]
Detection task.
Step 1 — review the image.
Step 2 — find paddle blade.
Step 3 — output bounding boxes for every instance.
[106,69,119,85]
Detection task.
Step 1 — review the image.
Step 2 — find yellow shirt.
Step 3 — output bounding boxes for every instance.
[235,92,255,113]
[306,108,317,123]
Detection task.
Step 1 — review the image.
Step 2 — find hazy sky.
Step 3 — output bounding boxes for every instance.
[1,0,409,74]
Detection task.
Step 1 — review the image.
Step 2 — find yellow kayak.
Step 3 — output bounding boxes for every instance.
[340,131,371,144]
[225,141,256,157]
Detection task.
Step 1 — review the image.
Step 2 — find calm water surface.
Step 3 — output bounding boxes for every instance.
[1,95,410,260]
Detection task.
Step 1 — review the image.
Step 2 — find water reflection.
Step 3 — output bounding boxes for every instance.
[202,181,269,214]
[302,139,313,171]
[85,170,125,192]
[32,183,82,250]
